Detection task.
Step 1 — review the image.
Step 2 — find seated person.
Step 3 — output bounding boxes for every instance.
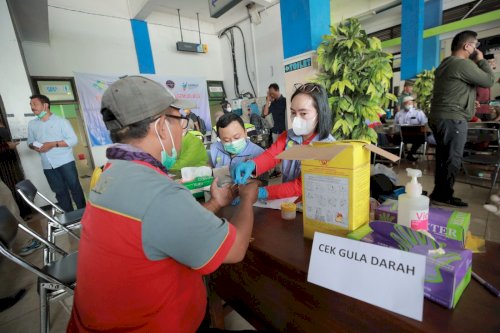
[209,113,264,170]
[170,130,208,171]
[68,76,258,332]
[232,83,335,200]
[394,96,428,161]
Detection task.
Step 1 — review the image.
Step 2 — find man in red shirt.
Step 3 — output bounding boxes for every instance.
[67,76,258,332]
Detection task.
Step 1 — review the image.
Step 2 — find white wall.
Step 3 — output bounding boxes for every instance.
[17,0,287,166]
[0,0,54,204]
[21,1,226,167]
[147,12,224,79]
[218,3,285,101]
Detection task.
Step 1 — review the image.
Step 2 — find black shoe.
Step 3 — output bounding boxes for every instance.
[431,197,468,207]
[0,289,26,312]
[406,154,418,162]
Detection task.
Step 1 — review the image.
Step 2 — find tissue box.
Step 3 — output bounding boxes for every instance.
[348,224,472,309]
[182,176,213,198]
[276,141,399,238]
[374,200,470,248]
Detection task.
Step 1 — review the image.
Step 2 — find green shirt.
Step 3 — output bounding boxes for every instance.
[170,131,208,171]
[430,56,495,121]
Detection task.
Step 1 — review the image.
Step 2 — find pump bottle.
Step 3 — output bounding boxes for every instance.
[397,168,429,231]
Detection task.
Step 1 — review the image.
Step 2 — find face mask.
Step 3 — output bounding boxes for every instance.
[404,105,412,111]
[226,107,232,112]
[469,49,478,60]
[37,111,47,119]
[154,119,177,169]
[292,115,317,136]
[223,138,247,155]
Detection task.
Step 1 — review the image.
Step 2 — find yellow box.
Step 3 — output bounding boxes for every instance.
[277,141,399,239]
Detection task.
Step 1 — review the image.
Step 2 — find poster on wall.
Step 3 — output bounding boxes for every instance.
[74,72,211,147]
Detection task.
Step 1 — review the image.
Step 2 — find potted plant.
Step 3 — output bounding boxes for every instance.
[412,69,435,115]
[315,18,396,143]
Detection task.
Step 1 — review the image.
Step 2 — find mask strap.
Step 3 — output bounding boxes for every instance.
[164,120,176,152]
[154,118,166,152]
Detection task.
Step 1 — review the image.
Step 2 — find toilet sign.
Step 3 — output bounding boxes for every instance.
[308,232,426,321]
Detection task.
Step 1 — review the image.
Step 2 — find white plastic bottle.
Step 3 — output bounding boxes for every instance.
[397,168,429,231]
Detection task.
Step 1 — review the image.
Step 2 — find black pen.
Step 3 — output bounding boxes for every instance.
[472,271,500,298]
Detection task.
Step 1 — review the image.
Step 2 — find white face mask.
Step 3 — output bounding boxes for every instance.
[292,115,317,136]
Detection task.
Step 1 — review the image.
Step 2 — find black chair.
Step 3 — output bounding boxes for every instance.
[400,125,428,161]
[462,127,500,200]
[15,180,83,264]
[372,125,403,165]
[0,205,77,333]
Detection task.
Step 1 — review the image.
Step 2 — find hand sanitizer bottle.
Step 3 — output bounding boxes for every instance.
[397,168,429,231]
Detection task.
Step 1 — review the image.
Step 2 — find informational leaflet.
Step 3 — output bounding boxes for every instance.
[304,174,349,228]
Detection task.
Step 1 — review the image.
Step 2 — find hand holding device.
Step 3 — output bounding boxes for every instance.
[231,160,256,185]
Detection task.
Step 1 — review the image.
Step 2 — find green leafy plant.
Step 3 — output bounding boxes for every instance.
[413,69,435,115]
[315,18,396,143]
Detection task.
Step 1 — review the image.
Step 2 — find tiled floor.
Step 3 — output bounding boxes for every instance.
[1,158,499,332]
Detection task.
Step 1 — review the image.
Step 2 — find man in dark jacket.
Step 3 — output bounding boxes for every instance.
[429,30,495,207]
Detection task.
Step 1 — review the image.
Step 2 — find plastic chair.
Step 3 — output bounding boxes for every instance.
[15,180,82,264]
[0,205,77,333]
[462,127,500,200]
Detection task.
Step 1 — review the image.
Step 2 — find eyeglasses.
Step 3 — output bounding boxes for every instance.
[294,83,322,93]
[164,114,189,129]
[468,41,480,48]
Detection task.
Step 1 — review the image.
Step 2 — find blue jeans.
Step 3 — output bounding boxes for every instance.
[43,161,86,212]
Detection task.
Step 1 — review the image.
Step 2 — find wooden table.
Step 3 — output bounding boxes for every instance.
[209,207,500,333]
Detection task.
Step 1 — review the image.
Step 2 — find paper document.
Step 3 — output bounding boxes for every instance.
[254,197,299,210]
[32,141,43,148]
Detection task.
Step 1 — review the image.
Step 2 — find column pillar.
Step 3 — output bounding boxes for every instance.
[130,19,155,74]
[423,0,443,70]
[401,0,424,80]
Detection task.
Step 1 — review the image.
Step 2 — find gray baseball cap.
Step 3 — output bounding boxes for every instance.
[101,76,196,130]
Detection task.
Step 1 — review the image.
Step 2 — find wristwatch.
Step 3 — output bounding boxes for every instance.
[56,142,59,147]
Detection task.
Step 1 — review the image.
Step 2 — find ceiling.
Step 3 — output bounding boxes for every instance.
[7,0,276,44]
[7,0,489,45]
[7,0,49,43]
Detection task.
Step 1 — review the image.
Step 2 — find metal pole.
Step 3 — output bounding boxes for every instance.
[197,13,202,44]
[462,0,484,20]
[177,9,183,41]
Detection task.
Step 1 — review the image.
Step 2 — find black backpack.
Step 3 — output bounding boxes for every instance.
[370,174,396,202]
[198,116,207,135]
[249,113,264,131]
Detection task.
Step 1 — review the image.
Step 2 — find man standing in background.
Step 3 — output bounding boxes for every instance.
[429,31,495,207]
[396,80,414,113]
[263,83,286,178]
[28,94,86,212]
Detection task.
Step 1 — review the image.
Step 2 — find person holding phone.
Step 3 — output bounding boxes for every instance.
[262,83,286,178]
[429,30,495,207]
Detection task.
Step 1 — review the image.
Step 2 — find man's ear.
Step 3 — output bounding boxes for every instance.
[154,116,168,140]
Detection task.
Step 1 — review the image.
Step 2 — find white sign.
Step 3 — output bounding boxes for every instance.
[308,233,426,321]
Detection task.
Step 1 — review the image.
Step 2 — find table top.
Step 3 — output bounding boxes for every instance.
[212,207,500,333]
